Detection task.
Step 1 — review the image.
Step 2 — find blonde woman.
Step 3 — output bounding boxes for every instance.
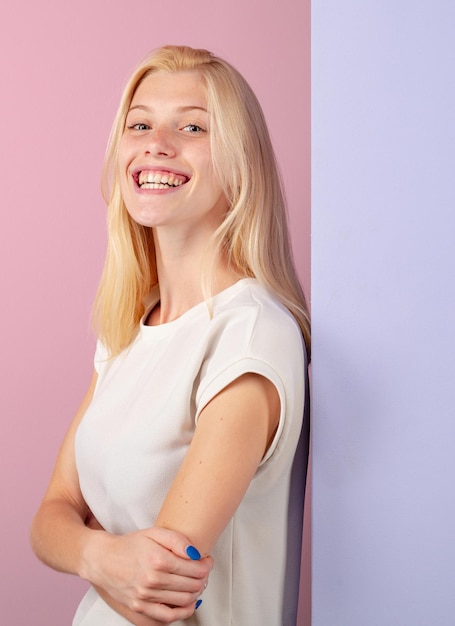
[31,45,310,626]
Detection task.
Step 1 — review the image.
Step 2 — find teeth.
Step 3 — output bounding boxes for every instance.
[141,183,174,189]
[138,170,185,188]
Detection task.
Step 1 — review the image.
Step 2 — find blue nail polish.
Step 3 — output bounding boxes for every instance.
[195,599,202,610]
[186,545,201,560]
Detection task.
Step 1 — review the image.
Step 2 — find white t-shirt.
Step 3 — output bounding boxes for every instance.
[74,278,307,626]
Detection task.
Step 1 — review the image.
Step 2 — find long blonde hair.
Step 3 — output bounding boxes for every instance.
[94,45,311,359]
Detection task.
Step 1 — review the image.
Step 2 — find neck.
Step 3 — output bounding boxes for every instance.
[151,228,240,325]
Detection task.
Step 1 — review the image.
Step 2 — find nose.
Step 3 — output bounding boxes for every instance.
[145,128,176,158]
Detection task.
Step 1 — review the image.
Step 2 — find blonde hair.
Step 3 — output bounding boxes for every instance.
[94,45,311,360]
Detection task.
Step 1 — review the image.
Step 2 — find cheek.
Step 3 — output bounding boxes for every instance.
[117,138,129,169]
[117,141,133,186]
[117,163,133,208]
[116,157,127,186]
[196,152,218,185]
[206,165,224,197]
[118,130,138,164]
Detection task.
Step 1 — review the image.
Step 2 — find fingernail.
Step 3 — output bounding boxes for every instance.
[186,545,201,560]
[195,599,203,610]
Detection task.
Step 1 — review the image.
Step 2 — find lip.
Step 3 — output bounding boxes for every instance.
[131,165,191,188]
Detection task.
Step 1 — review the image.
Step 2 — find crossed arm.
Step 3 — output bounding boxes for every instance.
[30,369,279,624]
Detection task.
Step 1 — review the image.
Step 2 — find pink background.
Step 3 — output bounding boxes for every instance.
[0,1,310,623]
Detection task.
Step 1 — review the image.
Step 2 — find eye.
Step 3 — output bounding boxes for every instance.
[182,124,205,133]
[127,123,150,131]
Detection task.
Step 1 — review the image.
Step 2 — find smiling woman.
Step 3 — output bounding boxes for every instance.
[30,45,310,626]
[118,70,228,234]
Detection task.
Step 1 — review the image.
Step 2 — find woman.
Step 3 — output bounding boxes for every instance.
[31,45,310,626]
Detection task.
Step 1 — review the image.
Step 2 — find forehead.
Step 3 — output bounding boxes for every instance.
[130,70,207,109]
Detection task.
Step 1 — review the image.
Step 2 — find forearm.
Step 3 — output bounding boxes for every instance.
[32,500,209,624]
[30,497,93,577]
[31,371,100,576]
[32,510,179,625]
[31,504,153,624]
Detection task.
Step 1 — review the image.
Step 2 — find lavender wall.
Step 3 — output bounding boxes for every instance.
[0,1,310,624]
[312,2,455,624]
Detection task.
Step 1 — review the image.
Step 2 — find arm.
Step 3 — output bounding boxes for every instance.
[30,371,98,574]
[156,372,280,556]
[30,371,212,625]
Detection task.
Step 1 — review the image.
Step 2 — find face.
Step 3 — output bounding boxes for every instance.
[118,70,228,235]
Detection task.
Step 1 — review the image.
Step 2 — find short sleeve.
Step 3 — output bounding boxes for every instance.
[193,287,306,466]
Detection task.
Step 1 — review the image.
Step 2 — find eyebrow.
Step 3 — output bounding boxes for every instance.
[127,104,208,114]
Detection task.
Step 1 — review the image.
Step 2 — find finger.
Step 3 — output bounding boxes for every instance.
[140,543,211,585]
[130,597,199,622]
[147,526,204,561]
[138,569,207,596]
[145,527,213,578]
[136,586,201,608]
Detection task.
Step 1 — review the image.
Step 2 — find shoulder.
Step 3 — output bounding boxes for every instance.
[211,279,304,357]
[199,280,306,397]
[196,280,307,461]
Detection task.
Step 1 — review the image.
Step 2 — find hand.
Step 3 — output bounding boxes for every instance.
[80,526,212,623]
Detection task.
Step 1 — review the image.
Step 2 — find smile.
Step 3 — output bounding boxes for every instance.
[136,170,189,190]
